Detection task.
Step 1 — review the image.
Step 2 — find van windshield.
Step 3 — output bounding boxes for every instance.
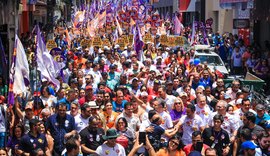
[196,55,223,66]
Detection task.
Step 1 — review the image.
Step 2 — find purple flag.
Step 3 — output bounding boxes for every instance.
[173,14,182,35]
[36,26,60,91]
[134,24,144,61]
[8,35,30,106]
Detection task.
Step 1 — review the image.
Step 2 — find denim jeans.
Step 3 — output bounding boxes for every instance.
[0,132,6,148]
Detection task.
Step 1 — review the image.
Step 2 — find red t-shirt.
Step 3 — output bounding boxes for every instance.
[183,143,209,155]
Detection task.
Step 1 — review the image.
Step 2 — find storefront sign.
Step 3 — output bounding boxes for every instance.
[92,37,102,47]
[81,39,91,47]
[233,19,250,29]
[160,35,168,45]
[102,39,111,47]
[46,40,57,51]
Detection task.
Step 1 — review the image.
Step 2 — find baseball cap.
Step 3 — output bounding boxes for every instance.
[255,104,265,111]
[241,141,258,150]
[25,103,33,110]
[88,101,99,109]
[180,92,188,97]
[197,85,205,90]
[140,91,148,97]
[41,78,48,82]
[85,85,93,90]
[236,98,243,105]
[166,80,173,85]
[104,46,110,50]
[114,44,120,49]
[130,77,138,84]
[156,56,162,60]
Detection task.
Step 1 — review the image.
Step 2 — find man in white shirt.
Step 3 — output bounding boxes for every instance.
[157,86,176,112]
[96,129,126,156]
[89,63,102,86]
[234,98,256,126]
[75,103,91,133]
[152,98,173,130]
[115,102,141,132]
[176,104,205,145]
[195,95,212,127]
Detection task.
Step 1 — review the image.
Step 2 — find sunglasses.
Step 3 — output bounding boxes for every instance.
[175,102,182,105]
[170,140,179,146]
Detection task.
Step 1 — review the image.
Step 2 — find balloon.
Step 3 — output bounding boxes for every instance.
[194,58,200,66]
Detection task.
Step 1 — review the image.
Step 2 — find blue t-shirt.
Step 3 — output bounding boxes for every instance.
[112,100,128,113]
[19,133,48,154]
[199,77,212,88]
[255,113,270,124]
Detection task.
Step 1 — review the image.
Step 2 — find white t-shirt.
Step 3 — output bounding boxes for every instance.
[41,95,57,108]
[96,143,126,156]
[83,68,92,75]
[159,111,173,130]
[89,70,102,86]
[179,114,204,145]
[162,95,176,112]
[234,108,257,126]
[115,113,141,132]
[74,115,89,133]
[195,104,212,127]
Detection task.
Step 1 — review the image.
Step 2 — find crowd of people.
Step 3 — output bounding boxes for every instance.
[0,1,270,156]
[0,30,269,156]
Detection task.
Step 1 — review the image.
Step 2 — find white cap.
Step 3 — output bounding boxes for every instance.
[236,98,243,105]
[180,92,188,97]
[88,101,99,108]
[76,47,82,50]
[41,78,48,82]
[114,44,120,49]
[104,46,110,50]
[156,56,162,60]
[141,91,148,97]
[130,77,139,84]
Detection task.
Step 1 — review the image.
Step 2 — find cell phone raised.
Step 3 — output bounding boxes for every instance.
[139,132,146,145]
